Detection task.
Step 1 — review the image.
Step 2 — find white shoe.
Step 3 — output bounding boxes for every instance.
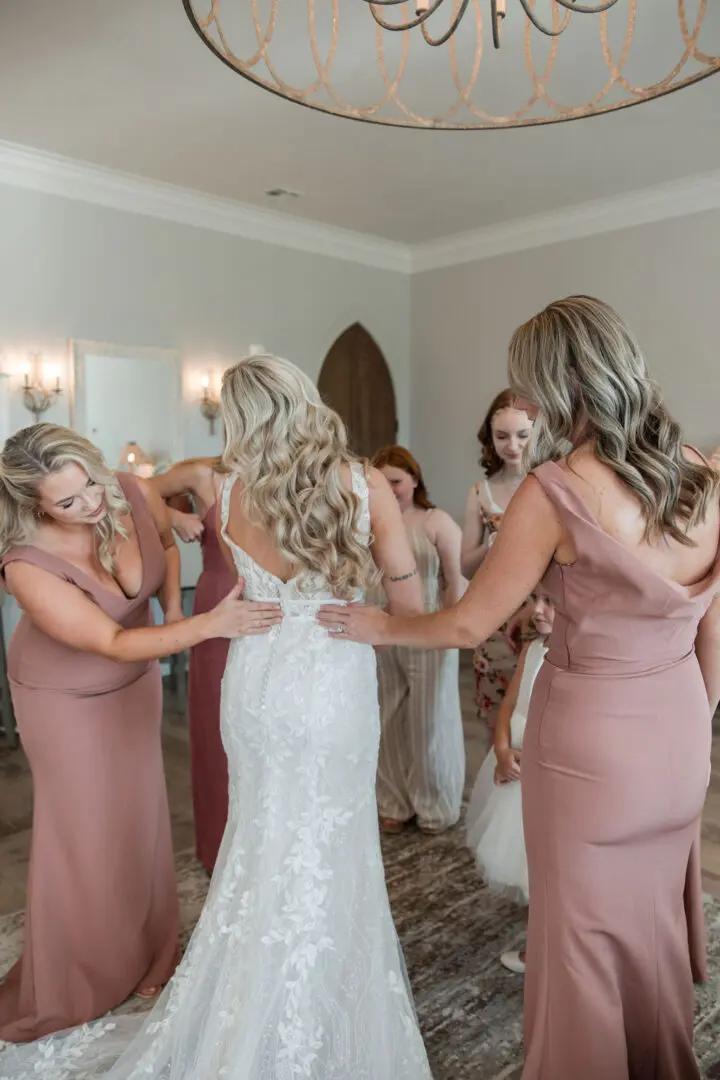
[500,950,526,974]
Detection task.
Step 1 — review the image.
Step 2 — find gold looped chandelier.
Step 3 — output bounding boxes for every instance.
[181,1,720,130]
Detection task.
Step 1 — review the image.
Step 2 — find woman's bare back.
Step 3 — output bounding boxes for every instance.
[553,445,720,589]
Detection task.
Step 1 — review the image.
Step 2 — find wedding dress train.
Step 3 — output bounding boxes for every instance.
[0,464,432,1080]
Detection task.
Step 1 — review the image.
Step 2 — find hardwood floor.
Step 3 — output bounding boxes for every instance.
[1,663,719,919]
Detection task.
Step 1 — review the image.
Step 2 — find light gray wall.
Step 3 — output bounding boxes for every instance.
[0,182,412,455]
[0,181,411,637]
[410,209,720,521]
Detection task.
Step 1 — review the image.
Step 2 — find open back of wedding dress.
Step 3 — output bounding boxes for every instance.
[0,464,432,1080]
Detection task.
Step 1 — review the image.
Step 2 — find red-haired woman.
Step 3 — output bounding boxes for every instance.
[372,446,466,834]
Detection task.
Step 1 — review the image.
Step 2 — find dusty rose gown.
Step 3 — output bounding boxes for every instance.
[0,473,179,1042]
[522,463,717,1080]
[187,503,232,872]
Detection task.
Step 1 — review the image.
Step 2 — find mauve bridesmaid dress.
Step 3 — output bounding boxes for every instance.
[187,504,233,872]
[522,462,717,1080]
[0,473,179,1042]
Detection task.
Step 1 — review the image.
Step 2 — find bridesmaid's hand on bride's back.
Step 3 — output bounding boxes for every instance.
[206,580,283,639]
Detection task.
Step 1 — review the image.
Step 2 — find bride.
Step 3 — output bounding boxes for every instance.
[0,353,433,1080]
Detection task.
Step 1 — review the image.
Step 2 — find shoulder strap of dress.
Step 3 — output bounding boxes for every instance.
[531,461,597,528]
[117,471,154,535]
[220,473,239,546]
[1,546,76,584]
[685,444,711,467]
[350,462,370,536]
[477,476,500,516]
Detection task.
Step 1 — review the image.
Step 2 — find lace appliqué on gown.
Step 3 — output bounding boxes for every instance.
[0,464,432,1080]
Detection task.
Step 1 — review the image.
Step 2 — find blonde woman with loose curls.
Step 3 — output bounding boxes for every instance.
[0,359,432,1079]
[0,425,281,1044]
[321,297,720,1080]
[151,457,233,873]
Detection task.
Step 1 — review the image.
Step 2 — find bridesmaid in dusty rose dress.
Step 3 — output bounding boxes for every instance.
[0,426,280,1041]
[152,458,232,872]
[323,297,720,1079]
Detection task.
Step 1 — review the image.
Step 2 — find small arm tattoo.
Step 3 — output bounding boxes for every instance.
[389,568,418,583]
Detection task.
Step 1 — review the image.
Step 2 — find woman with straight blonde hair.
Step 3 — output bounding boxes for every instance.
[321,297,720,1079]
[151,457,233,873]
[0,358,433,1079]
[0,425,280,1044]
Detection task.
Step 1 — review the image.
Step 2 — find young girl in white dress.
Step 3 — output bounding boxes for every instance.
[465,590,555,973]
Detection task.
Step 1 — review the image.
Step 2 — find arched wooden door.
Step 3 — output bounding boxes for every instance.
[318,324,398,458]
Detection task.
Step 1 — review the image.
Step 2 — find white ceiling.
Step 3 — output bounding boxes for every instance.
[0,0,719,244]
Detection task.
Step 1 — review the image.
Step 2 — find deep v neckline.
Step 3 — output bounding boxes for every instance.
[546,462,720,600]
[30,475,149,604]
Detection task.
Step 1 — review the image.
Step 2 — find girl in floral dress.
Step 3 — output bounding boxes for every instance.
[461,389,534,740]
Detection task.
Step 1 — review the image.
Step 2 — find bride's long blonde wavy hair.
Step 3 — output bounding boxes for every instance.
[508,295,719,545]
[220,353,378,597]
[0,424,129,570]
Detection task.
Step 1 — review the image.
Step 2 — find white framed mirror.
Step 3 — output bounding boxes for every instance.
[71,340,183,472]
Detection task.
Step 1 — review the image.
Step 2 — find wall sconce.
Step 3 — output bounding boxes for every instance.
[22,354,63,423]
[200,374,221,436]
[118,441,154,477]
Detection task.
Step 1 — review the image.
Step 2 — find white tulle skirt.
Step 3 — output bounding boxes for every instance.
[465,713,528,906]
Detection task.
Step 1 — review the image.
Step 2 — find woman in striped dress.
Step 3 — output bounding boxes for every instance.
[372,446,467,834]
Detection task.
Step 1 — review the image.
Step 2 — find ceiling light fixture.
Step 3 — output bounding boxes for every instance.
[181,1,720,130]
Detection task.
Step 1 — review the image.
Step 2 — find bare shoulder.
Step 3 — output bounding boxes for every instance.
[359,464,393,500]
[179,458,217,488]
[426,507,460,536]
[365,464,386,491]
[427,506,453,524]
[682,445,709,467]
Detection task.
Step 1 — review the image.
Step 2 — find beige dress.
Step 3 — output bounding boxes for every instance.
[376,516,465,830]
[0,473,179,1042]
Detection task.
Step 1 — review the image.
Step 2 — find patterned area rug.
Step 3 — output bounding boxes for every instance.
[1,827,719,1078]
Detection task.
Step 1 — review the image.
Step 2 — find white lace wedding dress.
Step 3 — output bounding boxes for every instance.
[0,464,432,1080]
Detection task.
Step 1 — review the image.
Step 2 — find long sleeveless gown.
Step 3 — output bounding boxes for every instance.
[0,473,179,1043]
[376,516,465,830]
[0,464,433,1080]
[522,462,716,1080]
[187,503,232,872]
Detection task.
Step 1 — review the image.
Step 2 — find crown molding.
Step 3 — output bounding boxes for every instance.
[0,140,412,274]
[409,170,720,273]
[1,140,719,277]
